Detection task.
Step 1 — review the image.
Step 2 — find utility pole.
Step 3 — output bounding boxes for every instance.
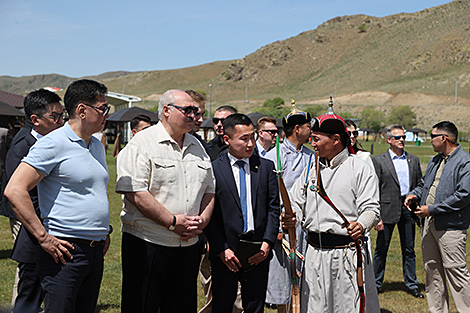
[209,84,213,118]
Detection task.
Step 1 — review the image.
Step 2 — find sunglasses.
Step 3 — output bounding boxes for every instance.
[83,103,111,116]
[262,129,278,136]
[390,135,406,140]
[430,133,447,139]
[212,117,225,125]
[348,130,359,137]
[168,104,199,115]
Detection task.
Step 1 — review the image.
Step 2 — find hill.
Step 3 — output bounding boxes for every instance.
[1,0,469,130]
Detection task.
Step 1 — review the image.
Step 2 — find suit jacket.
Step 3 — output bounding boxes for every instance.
[206,153,280,261]
[0,122,41,263]
[372,150,422,224]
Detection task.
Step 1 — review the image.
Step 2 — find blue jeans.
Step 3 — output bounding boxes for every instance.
[373,205,419,290]
[38,240,104,313]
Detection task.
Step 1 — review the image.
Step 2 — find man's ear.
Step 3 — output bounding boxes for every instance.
[223,134,230,146]
[30,114,40,126]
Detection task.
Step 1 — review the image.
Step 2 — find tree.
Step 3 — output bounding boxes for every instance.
[360,108,384,132]
[387,106,416,130]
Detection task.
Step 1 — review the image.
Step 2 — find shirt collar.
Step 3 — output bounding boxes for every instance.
[30,128,43,140]
[388,149,406,159]
[154,121,195,150]
[320,148,349,169]
[228,153,250,167]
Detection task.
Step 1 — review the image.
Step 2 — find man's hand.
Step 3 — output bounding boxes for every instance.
[281,212,297,229]
[347,222,364,240]
[374,220,384,231]
[404,194,417,209]
[174,214,203,241]
[103,234,111,257]
[39,233,74,265]
[414,205,430,218]
[220,248,242,272]
[248,242,270,266]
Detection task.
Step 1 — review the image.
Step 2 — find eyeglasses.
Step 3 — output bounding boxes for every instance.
[168,104,198,116]
[212,117,225,125]
[262,129,278,136]
[83,103,110,116]
[348,130,359,137]
[390,135,406,140]
[39,112,64,123]
[431,133,447,139]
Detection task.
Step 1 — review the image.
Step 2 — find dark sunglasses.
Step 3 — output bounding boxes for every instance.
[348,130,359,137]
[83,103,111,116]
[430,133,447,139]
[390,135,406,140]
[262,129,278,136]
[168,104,199,115]
[212,117,225,124]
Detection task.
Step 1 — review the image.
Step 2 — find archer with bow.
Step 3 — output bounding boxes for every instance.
[265,102,312,313]
[282,99,381,313]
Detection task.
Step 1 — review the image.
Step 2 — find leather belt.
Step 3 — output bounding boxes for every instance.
[58,237,105,248]
[308,231,356,249]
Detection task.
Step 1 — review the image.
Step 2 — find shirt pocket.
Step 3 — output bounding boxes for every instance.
[150,159,177,191]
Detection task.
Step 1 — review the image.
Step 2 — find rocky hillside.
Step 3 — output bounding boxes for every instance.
[1,0,470,130]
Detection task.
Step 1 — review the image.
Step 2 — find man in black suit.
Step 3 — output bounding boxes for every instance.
[372,124,424,298]
[1,88,63,312]
[207,105,237,161]
[206,113,280,313]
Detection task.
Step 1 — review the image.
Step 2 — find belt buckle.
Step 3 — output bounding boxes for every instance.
[89,240,99,247]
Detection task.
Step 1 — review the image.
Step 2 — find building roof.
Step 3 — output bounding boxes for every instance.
[0,90,25,108]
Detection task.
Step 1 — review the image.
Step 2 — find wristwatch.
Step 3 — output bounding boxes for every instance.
[169,215,176,231]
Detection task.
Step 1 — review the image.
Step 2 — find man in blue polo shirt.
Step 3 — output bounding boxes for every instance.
[5,79,111,313]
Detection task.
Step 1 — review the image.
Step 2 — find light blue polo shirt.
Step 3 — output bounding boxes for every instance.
[23,122,110,241]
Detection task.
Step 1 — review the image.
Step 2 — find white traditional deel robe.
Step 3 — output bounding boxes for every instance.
[289,149,381,313]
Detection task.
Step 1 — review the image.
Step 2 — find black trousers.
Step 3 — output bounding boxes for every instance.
[211,256,269,313]
[121,232,201,313]
[14,262,43,313]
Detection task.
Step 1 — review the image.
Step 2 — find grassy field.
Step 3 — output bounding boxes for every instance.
[0,140,468,312]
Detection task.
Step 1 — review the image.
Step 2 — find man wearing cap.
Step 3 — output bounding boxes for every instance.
[208,105,237,161]
[405,121,470,313]
[283,108,380,312]
[264,107,313,312]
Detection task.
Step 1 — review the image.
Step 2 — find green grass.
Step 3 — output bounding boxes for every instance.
[0,141,468,312]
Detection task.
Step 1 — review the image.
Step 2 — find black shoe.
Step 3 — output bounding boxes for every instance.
[410,289,424,298]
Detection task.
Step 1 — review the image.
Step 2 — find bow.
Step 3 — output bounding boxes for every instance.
[276,136,301,313]
[314,152,365,313]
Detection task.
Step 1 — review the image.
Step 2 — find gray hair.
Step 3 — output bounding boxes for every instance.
[158,89,180,121]
[386,124,405,138]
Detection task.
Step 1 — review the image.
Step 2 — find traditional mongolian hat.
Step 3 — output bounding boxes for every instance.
[282,100,311,128]
[311,95,355,153]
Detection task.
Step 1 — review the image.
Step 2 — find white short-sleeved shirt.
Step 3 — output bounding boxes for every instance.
[23,122,110,241]
[116,122,215,247]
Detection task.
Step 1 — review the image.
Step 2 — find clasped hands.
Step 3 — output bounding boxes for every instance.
[173,214,205,241]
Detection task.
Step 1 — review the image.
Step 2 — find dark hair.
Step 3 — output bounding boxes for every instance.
[185,90,206,105]
[215,105,237,114]
[344,119,357,129]
[24,89,62,122]
[130,114,151,130]
[64,79,107,118]
[223,113,253,137]
[433,121,458,139]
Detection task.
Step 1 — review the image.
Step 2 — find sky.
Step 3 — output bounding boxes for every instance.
[0,0,452,78]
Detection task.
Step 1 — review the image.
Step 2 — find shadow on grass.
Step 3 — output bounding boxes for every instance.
[0,249,12,260]
[96,303,120,312]
[380,309,393,313]
[380,281,426,293]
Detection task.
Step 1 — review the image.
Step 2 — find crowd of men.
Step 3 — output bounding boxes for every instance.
[0,78,469,313]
